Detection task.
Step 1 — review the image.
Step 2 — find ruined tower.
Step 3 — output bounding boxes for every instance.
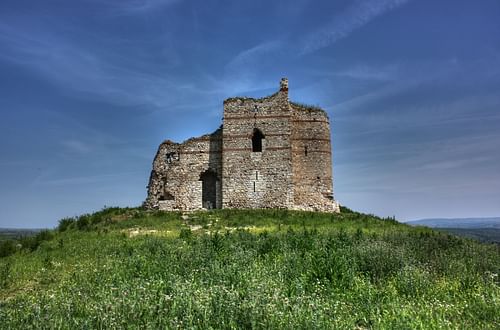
[144,78,339,212]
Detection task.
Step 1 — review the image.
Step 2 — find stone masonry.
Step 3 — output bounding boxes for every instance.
[144,78,340,212]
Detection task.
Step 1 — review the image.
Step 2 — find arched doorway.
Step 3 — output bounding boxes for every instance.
[200,170,217,209]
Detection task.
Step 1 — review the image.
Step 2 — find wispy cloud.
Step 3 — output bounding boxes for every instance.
[222,0,412,93]
[337,132,500,200]
[61,140,93,154]
[94,0,182,16]
[345,66,500,139]
[418,157,491,171]
[225,41,283,72]
[0,22,205,110]
[300,0,411,55]
[333,64,400,81]
[221,41,285,95]
[32,171,143,187]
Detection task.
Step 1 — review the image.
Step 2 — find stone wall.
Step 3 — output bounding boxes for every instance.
[290,103,339,212]
[221,81,293,209]
[144,128,222,210]
[144,78,339,213]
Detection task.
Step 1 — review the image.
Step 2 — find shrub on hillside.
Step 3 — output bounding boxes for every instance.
[0,240,17,258]
[339,205,355,213]
[18,230,54,252]
[76,215,90,230]
[57,217,76,232]
[0,261,11,288]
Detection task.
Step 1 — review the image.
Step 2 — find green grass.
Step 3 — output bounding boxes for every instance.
[1,207,499,329]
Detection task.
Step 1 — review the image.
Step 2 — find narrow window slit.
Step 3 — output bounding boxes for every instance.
[252,128,264,152]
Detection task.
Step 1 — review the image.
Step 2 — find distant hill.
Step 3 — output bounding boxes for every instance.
[405,217,500,243]
[406,217,500,229]
[0,228,42,241]
[435,228,500,244]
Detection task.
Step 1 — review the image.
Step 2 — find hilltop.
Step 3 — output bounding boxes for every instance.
[1,207,499,328]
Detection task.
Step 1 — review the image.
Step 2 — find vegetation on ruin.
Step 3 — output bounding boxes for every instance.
[289,101,325,112]
[1,207,499,328]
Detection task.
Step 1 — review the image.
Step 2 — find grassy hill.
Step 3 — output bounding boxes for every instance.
[1,207,499,329]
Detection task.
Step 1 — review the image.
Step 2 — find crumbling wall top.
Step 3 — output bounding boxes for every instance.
[223,91,281,105]
[159,127,222,146]
[290,102,330,119]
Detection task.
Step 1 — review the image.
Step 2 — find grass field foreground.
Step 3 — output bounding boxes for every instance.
[0,207,499,329]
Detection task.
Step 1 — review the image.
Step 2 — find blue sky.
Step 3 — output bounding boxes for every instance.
[1,0,499,228]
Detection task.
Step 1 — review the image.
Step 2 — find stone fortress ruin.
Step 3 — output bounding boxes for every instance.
[144,78,340,212]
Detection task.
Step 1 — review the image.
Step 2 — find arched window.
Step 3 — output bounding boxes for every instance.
[252,128,264,152]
